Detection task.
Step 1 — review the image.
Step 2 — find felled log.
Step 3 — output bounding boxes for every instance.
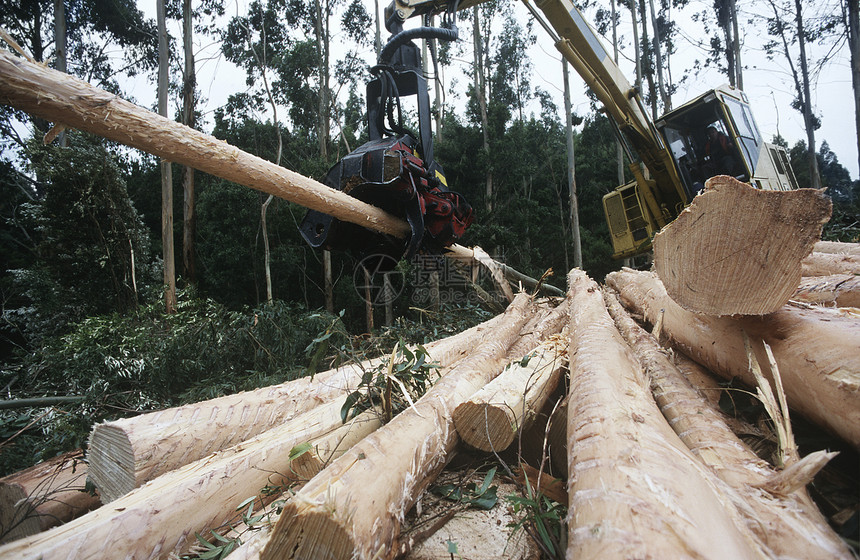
[801,251,860,277]
[604,290,852,559]
[792,274,860,308]
[87,313,503,502]
[452,340,565,452]
[259,294,540,560]
[565,269,765,558]
[652,175,831,315]
[444,244,565,297]
[0,404,381,560]
[0,450,99,544]
[813,240,860,255]
[606,268,860,448]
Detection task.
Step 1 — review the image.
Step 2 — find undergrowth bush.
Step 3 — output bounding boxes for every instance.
[0,294,336,476]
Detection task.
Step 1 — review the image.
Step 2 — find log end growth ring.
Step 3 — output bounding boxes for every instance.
[653,176,832,316]
[453,402,516,452]
[86,423,135,503]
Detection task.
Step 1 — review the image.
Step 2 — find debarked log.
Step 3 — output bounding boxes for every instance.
[87,312,505,502]
[259,294,539,560]
[793,274,860,308]
[0,450,99,544]
[604,289,852,559]
[0,404,381,560]
[653,176,831,316]
[801,251,860,277]
[452,340,566,452]
[605,268,860,448]
[565,269,765,559]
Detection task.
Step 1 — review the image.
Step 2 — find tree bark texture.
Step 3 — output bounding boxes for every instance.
[653,176,831,315]
[604,290,852,559]
[0,406,381,560]
[259,294,535,560]
[0,50,412,239]
[565,269,764,559]
[605,268,860,447]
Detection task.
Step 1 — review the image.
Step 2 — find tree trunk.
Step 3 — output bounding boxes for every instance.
[648,0,671,110]
[794,0,822,189]
[262,194,274,303]
[729,0,743,89]
[157,0,176,313]
[52,0,66,147]
[182,0,196,283]
[563,61,582,269]
[849,0,860,175]
[323,249,334,312]
[801,251,860,276]
[86,314,505,502]
[605,268,860,447]
[565,269,763,559]
[259,294,534,560]
[652,176,831,315]
[0,50,412,239]
[315,0,330,160]
[793,274,860,307]
[637,0,659,118]
[472,9,493,212]
[452,340,565,452]
[0,406,381,560]
[0,450,99,544]
[604,290,852,559]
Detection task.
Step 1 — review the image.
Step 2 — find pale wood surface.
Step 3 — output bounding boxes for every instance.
[259,294,539,560]
[452,341,565,452]
[0,450,99,544]
[653,176,831,315]
[604,290,852,559]
[793,273,860,308]
[0,404,381,560]
[606,268,860,448]
[0,50,410,238]
[565,270,763,559]
[87,312,505,502]
[813,240,860,255]
[801,251,860,277]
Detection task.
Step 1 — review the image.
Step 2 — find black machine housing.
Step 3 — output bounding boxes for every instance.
[300,16,472,260]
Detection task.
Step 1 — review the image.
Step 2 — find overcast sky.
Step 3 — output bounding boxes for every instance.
[132,0,857,182]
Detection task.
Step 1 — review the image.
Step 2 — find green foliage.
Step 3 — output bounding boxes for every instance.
[0,295,335,476]
[340,340,440,423]
[432,467,500,510]
[507,473,567,559]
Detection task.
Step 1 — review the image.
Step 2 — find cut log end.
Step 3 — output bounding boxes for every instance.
[653,176,832,316]
[452,402,515,452]
[262,506,355,560]
[86,423,135,503]
[0,483,40,544]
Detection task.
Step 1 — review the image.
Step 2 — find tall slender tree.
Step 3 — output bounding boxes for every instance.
[157,0,177,313]
[846,0,860,175]
[182,0,197,283]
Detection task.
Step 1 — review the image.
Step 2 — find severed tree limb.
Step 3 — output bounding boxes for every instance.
[259,294,538,560]
[0,405,382,560]
[606,268,860,448]
[565,269,765,559]
[603,289,852,559]
[653,176,831,315]
[813,240,860,255]
[793,274,860,308]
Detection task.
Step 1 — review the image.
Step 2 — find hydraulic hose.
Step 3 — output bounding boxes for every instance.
[379,25,458,65]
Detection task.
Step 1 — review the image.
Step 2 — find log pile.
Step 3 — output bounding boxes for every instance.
[0,52,856,556]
